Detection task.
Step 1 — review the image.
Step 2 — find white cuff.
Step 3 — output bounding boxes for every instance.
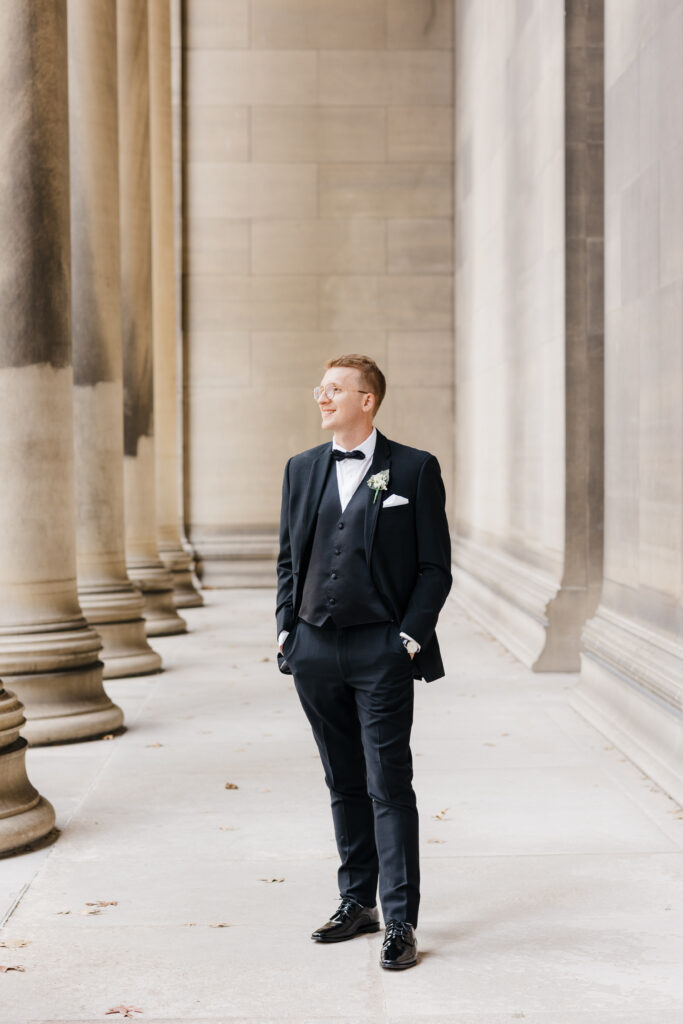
[399,631,421,653]
[278,630,290,647]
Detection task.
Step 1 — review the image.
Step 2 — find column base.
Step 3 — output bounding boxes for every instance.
[452,535,586,671]
[97,619,162,677]
[128,562,187,636]
[0,694,56,855]
[171,568,204,608]
[158,541,204,608]
[191,531,279,588]
[142,587,187,637]
[0,739,56,854]
[6,661,124,746]
[572,607,683,804]
[79,582,162,676]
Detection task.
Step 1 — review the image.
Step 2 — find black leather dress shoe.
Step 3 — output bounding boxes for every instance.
[311,896,380,943]
[380,920,418,969]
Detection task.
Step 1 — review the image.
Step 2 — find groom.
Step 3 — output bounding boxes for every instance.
[276,354,451,970]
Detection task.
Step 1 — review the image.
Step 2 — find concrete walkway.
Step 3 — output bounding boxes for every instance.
[2,590,682,1024]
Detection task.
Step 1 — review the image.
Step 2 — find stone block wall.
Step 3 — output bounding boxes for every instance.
[182,0,454,583]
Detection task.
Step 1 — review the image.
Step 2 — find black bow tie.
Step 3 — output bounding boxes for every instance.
[332,449,365,461]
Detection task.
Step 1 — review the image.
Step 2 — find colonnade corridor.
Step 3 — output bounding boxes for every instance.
[1,589,681,1023]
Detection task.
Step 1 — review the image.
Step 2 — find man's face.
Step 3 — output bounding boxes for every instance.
[316,365,373,433]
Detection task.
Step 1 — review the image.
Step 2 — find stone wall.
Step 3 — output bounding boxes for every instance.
[573,0,683,802]
[453,0,604,670]
[182,0,455,584]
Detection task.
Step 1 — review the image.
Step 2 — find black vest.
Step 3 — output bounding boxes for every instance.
[299,460,392,628]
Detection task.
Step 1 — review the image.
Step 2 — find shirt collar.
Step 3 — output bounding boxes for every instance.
[332,426,376,460]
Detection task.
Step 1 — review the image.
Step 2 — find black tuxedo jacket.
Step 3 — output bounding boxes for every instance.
[276,430,452,682]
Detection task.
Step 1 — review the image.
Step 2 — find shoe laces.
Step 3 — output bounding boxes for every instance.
[384,919,411,943]
[332,895,363,922]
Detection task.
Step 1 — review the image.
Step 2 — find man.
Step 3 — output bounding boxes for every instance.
[276,354,451,970]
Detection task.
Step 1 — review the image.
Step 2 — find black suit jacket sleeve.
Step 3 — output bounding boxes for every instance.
[276,457,294,637]
[399,454,452,648]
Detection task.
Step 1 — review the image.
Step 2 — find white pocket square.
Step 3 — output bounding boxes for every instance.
[383,494,409,508]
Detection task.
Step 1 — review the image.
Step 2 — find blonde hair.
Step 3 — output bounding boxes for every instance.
[325,354,386,416]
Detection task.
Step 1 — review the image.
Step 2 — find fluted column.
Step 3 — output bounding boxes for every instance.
[118,0,186,637]
[0,684,55,855]
[0,0,123,744]
[69,0,162,677]
[149,0,202,608]
[171,0,204,605]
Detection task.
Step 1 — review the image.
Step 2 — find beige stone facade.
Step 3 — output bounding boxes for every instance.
[182,0,455,584]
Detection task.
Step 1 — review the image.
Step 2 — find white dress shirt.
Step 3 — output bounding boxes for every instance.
[333,427,376,512]
[278,427,420,653]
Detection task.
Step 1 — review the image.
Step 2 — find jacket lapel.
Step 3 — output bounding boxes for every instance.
[364,430,391,563]
[298,445,333,569]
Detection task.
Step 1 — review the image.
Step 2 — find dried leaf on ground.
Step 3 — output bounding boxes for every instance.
[224,782,239,790]
[183,923,197,927]
[146,743,163,748]
[261,657,271,662]
[426,838,445,844]
[105,1007,143,1018]
[86,901,118,908]
[258,787,271,793]
[209,922,230,928]
[0,965,25,973]
[259,877,284,883]
[56,910,71,915]
[433,808,450,820]
[0,939,30,949]
[219,826,237,831]
[81,907,103,916]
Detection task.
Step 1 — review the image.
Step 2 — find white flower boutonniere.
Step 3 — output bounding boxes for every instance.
[367,469,390,504]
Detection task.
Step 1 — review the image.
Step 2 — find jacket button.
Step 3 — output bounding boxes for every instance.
[329,597,336,605]
[334,548,341,555]
[337,522,344,530]
[331,573,337,580]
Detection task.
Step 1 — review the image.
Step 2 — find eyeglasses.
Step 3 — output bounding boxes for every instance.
[313,384,369,402]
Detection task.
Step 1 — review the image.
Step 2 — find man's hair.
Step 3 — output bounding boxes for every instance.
[325,354,386,416]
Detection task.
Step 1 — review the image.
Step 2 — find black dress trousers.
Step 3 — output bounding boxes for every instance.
[284,618,420,927]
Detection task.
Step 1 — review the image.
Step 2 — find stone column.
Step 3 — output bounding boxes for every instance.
[118,0,186,636]
[452,0,603,670]
[573,0,683,804]
[149,0,202,608]
[0,0,123,744]
[0,684,55,856]
[68,0,162,677]
[171,0,204,606]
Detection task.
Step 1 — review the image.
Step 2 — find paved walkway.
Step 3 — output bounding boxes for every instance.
[2,590,682,1024]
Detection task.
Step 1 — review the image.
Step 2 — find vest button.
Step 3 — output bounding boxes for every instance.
[337,522,344,529]
[331,573,337,580]
[334,548,341,555]
[329,597,336,605]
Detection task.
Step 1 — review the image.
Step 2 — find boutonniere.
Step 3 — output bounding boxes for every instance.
[367,469,390,504]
